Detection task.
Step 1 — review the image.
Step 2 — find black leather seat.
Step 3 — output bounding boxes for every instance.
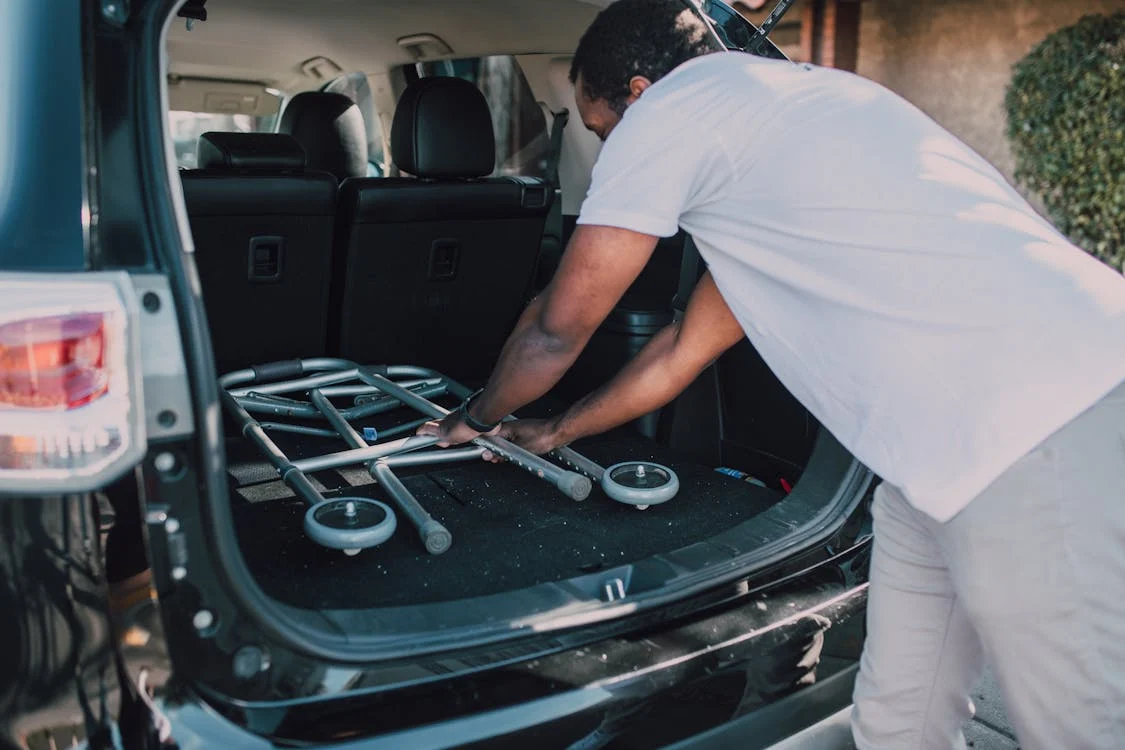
[334,76,553,380]
[277,92,369,181]
[180,132,337,375]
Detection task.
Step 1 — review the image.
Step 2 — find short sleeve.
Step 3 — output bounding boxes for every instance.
[577,105,731,238]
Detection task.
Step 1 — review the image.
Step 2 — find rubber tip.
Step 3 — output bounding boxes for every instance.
[558,472,593,501]
[421,520,453,555]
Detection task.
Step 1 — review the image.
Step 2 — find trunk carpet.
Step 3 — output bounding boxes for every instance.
[225,430,783,609]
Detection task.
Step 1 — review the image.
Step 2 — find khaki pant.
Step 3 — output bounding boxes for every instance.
[852,381,1125,749]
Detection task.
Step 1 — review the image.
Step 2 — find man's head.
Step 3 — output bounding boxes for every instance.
[570,0,723,141]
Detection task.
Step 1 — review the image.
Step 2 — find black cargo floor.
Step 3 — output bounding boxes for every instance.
[226,430,783,609]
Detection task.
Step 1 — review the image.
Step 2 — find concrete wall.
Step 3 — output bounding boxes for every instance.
[856,0,1125,189]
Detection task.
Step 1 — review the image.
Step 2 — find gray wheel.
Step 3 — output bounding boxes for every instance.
[304,497,397,551]
[601,462,679,507]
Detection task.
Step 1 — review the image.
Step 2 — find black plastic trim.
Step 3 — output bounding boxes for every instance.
[664,665,858,750]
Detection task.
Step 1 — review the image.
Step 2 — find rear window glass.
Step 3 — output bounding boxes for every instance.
[415,56,549,179]
[169,111,278,170]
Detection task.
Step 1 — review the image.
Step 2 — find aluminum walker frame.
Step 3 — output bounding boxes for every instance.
[219,358,612,556]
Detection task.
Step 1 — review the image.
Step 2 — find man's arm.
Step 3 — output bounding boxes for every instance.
[496,270,745,454]
[419,225,659,445]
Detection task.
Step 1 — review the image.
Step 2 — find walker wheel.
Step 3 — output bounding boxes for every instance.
[304,498,397,552]
[601,462,679,507]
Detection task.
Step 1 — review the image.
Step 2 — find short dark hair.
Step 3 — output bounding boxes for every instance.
[569,0,723,114]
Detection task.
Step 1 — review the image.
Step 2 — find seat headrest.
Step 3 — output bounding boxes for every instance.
[197,132,306,170]
[277,92,369,181]
[391,77,495,179]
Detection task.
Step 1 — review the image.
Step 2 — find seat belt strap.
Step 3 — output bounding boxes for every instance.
[672,234,703,321]
[543,107,569,247]
[531,106,570,293]
[545,106,569,190]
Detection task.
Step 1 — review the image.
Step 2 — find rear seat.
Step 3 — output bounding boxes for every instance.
[334,76,553,381]
[180,132,337,375]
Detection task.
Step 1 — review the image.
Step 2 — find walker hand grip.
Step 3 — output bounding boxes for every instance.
[250,359,305,383]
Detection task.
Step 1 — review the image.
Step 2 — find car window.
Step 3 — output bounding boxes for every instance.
[415,56,549,179]
[323,72,387,177]
[168,111,279,169]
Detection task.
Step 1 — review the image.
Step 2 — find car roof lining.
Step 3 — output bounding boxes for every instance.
[166,0,604,94]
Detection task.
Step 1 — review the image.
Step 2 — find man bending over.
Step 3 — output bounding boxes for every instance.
[421,1,1125,747]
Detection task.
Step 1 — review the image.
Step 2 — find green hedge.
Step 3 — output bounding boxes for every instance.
[1005,12,1125,272]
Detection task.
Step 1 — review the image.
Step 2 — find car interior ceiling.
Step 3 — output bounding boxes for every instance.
[168,0,824,613]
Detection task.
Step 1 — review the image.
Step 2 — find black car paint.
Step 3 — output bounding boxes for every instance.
[0,0,875,747]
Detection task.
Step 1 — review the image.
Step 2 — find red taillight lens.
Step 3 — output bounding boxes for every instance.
[0,274,147,493]
[0,313,109,410]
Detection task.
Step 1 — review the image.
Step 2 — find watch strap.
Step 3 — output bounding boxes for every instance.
[460,390,501,433]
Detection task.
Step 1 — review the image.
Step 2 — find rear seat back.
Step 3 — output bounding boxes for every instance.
[335,76,552,380]
[181,132,336,375]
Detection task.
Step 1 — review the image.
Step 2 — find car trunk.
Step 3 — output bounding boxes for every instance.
[224,407,786,610]
[149,0,870,660]
[206,349,869,649]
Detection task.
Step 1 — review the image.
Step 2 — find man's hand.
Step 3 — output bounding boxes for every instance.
[493,417,566,456]
[417,410,498,447]
[417,414,563,463]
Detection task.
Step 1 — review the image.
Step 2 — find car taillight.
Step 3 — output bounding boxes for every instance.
[0,274,146,492]
[0,313,109,409]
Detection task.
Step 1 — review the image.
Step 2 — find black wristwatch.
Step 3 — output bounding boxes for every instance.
[459,389,502,433]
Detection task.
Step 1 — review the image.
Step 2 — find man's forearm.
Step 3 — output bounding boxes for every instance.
[468,296,591,424]
[551,321,702,445]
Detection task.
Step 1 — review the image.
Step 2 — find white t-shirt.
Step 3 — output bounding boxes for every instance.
[577,51,1125,523]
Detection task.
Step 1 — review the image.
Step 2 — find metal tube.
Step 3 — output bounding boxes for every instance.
[259,422,341,438]
[386,365,443,379]
[370,461,452,555]
[375,417,432,440]
[355,370,453,419]
[229,368,359,397]
[310,389,368,446]
[219,390,326,507]
[219,357,357,389]
[357,370,591,501]
[311,388,454,554]
[339,383,449,419]
[235,382,448,421]
[550,446,606,482]
[317,384,382,398]
[218,367,258,389]
[381,447,485,468]
[472,436,592,500]
[290,435,440,473]
[280,468,328,508]
[437,373,604,482]
[399,371,603,484]
[440,378,474,400]
[317,378,439,398]
[236,396,321,419]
